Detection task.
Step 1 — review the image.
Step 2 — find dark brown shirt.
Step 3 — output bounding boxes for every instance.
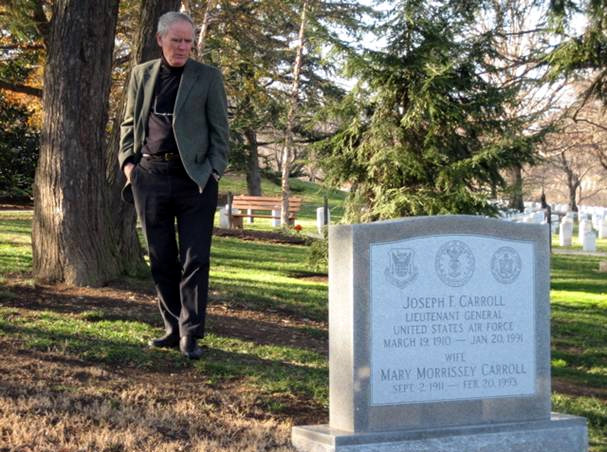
[142,56,184,155]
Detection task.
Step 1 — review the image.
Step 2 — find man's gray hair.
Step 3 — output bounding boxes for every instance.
[157,11,194,36]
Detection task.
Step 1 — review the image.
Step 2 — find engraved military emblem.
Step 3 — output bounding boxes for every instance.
[491,246,522,284]
[385,248,418,288]
[435,240,475,287]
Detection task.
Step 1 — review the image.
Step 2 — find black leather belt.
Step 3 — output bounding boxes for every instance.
[142,152,180,161]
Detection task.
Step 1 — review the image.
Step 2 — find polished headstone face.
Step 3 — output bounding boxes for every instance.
[328,216,551,433]
[369,235,535,406]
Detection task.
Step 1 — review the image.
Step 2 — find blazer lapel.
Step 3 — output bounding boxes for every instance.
[140,59,161,124]
[174,59,200,117]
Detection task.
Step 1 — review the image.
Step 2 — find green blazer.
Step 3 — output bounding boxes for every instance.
[119,58,229,193]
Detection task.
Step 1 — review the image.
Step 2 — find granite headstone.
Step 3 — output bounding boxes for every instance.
[292,215,587,452]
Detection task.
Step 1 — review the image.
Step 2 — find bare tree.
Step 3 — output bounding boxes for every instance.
[476,0,562,211]
[281,0,310,227]
[536,108,607,211]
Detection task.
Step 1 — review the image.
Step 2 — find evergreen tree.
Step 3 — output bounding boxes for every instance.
[0,0,47,97]
[316,0,542,222]
[546,0,607,105]
[0,93,39,197]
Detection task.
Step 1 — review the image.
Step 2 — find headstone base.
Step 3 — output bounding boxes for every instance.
[292,413,587,452]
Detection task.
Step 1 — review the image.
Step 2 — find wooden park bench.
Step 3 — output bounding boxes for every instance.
[226,193,302,229]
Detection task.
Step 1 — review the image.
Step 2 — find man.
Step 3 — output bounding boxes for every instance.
[118,11,229,359]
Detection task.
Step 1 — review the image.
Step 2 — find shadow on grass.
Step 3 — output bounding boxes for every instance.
[212,275,327,321]
[208,313,327,356]
[212,236,312,272]
[0,318,183,369]
[0,283,160,326]
[551,254,607,294]
[196,347,328,406]
[550,302,607,395]
[0,319,328,407]
[0,218,32,234]
[0,280,328,365]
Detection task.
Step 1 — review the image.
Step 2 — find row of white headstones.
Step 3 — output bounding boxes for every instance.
[501,206,607,251]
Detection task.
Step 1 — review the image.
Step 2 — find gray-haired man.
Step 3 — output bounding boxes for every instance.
[119,11,229,359]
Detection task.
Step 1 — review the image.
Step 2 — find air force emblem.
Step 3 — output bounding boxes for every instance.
[435,240,475,287]
[385,248,418,289]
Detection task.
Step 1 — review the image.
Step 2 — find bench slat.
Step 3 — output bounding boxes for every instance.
[233,196,301,204]
[232,203,300,211]
[232,214,296,219]
[227,195,302,229]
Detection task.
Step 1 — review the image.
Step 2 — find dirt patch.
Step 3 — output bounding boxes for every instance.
[213,227,309,245]
[553,377,607,399]
[0,198,32,209]
[288,272,328,284]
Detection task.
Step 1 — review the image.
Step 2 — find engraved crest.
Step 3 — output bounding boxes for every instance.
[385,248,418,288]
[435,240,475,287]
[491,246,522,284]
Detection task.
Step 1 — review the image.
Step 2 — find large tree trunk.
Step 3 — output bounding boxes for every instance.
[508,164,524,212]
[281,0,309,226]
[244,128,262,195]
[32,0,120,285]
[105,0,181,277]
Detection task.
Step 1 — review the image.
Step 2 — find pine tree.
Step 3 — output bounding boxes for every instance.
[317,0,542,222]
[546,0,607,105]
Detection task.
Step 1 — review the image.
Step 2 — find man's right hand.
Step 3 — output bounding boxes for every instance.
[124,162,135,182]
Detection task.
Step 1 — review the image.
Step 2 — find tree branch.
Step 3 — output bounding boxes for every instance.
[0,79,43,97]
[0,44,45,51]
[572,117,607,132]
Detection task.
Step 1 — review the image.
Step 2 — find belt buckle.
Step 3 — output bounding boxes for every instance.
[163,153,172,161]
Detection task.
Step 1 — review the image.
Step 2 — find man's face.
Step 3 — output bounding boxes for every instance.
[157,20,194,67]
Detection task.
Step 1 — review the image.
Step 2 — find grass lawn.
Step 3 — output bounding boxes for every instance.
[0,201,606,450]
[550,251,607,451]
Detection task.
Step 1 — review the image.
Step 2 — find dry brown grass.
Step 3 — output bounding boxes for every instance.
[0,345,299,451]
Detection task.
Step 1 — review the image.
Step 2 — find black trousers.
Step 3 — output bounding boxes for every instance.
[131,157,218,339]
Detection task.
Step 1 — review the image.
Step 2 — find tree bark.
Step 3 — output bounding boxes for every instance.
[567,172,579,212]
[105,0,181,278]
[244,128,262,195]
[281,0,309,226]
[508,164,524,212]
[32,0,120,285]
